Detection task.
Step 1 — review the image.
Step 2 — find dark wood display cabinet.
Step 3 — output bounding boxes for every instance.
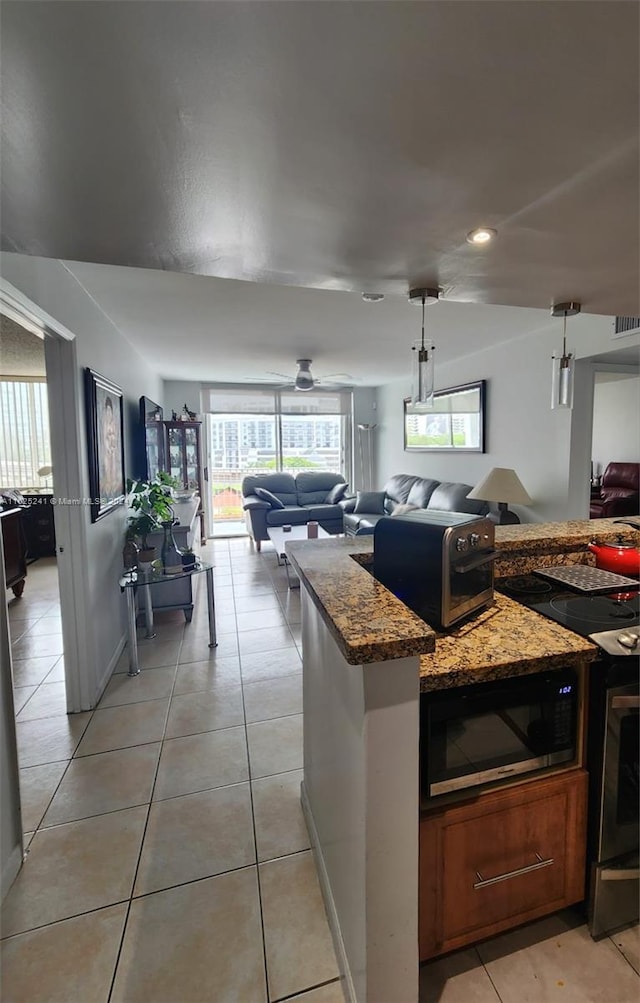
[1,507,28,597]
[21,494,57,559]
[164,420,205,543]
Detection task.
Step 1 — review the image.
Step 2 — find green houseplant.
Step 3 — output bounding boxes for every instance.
[126,472,178,562]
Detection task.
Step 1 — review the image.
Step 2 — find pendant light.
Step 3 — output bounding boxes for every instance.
[551,301,581,410]
[409,287,439,408]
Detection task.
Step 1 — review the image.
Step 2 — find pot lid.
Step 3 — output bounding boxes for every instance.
[591,536,639,551]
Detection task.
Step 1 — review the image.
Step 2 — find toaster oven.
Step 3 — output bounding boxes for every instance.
[373,510,496,628]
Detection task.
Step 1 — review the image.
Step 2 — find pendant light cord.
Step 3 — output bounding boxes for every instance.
[562,312,567,356]
[421,295,426,351]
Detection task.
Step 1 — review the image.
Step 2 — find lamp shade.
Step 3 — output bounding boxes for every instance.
[467,467,532,505]
[37,465,53,478]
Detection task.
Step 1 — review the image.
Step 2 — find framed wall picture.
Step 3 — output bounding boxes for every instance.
[85,368,125,521]
[404,380,486,452]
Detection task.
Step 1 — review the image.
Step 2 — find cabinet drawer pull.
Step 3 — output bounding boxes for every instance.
[473,852,554,889]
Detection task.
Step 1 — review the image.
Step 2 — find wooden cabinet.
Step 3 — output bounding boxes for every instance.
[21,494,56,558]
[1,508,27,597]
[164,421,205,543]
[419,769,588,960]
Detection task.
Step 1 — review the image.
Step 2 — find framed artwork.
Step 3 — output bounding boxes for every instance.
[404,380,486,452]
[85,368,125,522]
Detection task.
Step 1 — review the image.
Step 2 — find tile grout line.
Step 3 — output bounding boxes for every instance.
[105,618,185,1002]
[231,539,274,1001]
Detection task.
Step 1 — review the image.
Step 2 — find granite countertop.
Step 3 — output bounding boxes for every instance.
[418,592,597,692]
[285,537,436,665]
[286,526,606,686]
[495,517,639,553]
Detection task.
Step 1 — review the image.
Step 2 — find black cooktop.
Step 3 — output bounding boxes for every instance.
[496,574,640,638]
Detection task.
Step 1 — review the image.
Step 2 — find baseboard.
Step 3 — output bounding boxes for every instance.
[1,842,23,903]
[94,632,126,706]
[301,781,355,1003]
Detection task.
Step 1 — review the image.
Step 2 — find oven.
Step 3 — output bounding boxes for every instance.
[496,571,640,938]
[586,661,639,938]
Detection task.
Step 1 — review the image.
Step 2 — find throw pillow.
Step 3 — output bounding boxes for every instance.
[391,503,419,517]
[254,487,285,509]
[354,490,386,514]
[325,482,349,504]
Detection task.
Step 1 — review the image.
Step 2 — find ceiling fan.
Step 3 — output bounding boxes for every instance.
[266,359,359,391]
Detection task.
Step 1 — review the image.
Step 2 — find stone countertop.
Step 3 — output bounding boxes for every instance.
[285,536,436,665]
[419,592,597,692]
[495,517,639,553]
[286,529,601,686]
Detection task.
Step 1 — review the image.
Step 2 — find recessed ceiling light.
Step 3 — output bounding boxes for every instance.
[361,292,384,303]
[466,227,497,245]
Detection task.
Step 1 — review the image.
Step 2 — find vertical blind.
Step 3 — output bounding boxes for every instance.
[204,386,353,416]
[0,378,51,488]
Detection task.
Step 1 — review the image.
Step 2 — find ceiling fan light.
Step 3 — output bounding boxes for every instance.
[294,359,315,391]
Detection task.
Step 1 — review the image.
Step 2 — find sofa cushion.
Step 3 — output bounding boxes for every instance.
[383,474,420,513]
[242,473,298,507]
[391,503,420,516]
[296,472,346,506]
[343,511,386,535]
[254,487,285,509]
[428,481,487,514]
[325,482,349,505]
[355,490,386,514]
[406,478,439,508]
[265,506,309,527]
[302,503,344,523]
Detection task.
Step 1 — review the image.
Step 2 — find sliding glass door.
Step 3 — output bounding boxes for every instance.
[203,387,352,538]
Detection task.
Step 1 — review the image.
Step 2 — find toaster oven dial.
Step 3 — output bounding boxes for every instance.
[469,533,481,548]
[455,536,469,552]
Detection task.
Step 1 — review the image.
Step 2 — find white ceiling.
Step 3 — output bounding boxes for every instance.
[1,1,638,382]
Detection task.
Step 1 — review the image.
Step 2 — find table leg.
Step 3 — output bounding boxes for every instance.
[126,587,140,676]
[206,567,217,648]
[284,556,300,590]
[143,582,156,640]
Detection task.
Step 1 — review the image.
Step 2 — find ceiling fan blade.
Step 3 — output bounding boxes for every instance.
[321,373,361,382]
[266,371,292,380]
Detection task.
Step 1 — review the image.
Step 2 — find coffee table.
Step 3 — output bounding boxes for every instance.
[267,524,330,588]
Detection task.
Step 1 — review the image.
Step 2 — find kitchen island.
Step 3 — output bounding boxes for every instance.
[286,518,636,1003]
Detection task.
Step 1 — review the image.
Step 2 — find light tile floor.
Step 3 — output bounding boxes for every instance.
[2,546,639,1002]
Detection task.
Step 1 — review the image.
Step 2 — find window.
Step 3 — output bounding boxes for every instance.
[203,386,353,528]
[0,378,52,488]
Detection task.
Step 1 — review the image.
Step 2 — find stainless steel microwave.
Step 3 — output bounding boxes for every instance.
[420,668,578,800]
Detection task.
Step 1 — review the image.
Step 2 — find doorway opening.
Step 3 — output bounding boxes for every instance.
[0,317,66,723]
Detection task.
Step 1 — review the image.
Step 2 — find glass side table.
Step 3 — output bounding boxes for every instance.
[119,561,217,676]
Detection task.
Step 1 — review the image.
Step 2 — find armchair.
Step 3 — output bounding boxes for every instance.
[590,462,639,519]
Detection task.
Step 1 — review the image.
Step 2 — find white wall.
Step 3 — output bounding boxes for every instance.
[164,379,378,491]
[592,375,640,474]
[374,317,639,523]
[1,252,163,705]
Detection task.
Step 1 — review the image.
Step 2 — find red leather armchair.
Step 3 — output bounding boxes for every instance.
[590,462,640,519]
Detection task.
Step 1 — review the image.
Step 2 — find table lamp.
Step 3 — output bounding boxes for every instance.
[37,465,53,490]
[467,467,532,525]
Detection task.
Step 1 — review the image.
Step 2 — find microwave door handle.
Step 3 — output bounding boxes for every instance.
[455,549,498,574]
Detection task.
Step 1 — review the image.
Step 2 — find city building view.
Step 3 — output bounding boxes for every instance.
[208,412,345,527]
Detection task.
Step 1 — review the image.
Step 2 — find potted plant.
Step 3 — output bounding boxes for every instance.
[126,472,178,563]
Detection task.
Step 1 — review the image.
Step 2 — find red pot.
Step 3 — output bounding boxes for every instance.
[588,536,640,577]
